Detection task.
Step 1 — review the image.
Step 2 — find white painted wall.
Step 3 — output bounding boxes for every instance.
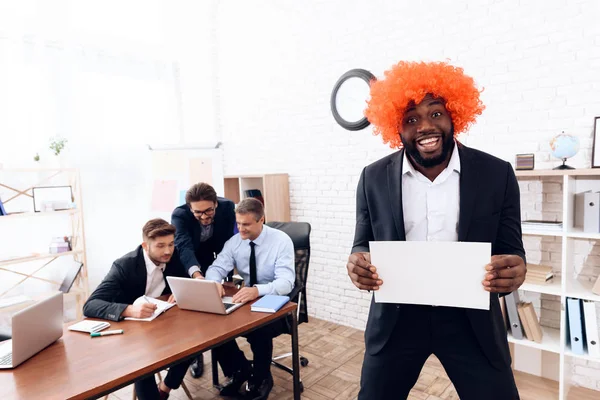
[2,0,600,392]
[213,0,600,391]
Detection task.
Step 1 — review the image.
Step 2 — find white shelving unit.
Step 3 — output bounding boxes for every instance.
[517,168,600,400]
[0,168,89,319]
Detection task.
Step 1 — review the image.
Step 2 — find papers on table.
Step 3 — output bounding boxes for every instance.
[370,241,491,310]
[124,296,176,321]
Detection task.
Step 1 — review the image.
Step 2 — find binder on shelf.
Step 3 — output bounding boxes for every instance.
[517,303,533,340]
[574,191,600,233]
[499,296,508,330]
[566,297,585,355]
[522,302,543,344]
[582,300,600,357]
[505,291,524,340]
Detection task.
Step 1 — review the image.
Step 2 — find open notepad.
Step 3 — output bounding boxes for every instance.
[124,296,176,322]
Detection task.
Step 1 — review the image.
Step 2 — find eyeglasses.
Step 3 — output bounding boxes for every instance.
[191,207,215,217]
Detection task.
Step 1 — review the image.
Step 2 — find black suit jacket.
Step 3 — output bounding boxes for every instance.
[171,197,236,275]
[352,143,525,370]
[82,246,188,321]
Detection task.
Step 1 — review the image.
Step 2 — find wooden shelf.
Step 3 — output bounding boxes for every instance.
[521,281,562,296]
[223,173,290,221]
[516,169,600,177]
[0,209,79,221]
[0,168,77,172]
[0,250,83,267]
[565,348,600,363]
[522,226,563,237]
[508,326,561,354]
[565,279,600,302]
[565,228,600,240]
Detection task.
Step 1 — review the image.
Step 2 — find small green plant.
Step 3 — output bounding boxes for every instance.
[49,137,68,156]
[33,153,40,162]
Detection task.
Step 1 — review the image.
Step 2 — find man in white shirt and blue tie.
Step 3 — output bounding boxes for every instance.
[205,197,295,400]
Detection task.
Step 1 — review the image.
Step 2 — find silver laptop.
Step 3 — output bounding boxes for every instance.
[0,292,63,369]
[166,277,245,315]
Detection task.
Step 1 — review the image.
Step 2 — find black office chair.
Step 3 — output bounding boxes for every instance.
[266,222,311,386]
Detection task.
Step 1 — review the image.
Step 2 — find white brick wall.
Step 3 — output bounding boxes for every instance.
[212,0,600,391]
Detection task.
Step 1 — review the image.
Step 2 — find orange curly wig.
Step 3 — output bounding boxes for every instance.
[365,61,485,149]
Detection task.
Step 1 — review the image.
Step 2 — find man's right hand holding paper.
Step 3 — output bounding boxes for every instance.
[346,252,383,291]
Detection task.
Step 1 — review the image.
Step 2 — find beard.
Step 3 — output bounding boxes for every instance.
[401,127,455,169]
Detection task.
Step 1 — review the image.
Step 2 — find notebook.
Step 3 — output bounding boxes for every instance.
[68,320,111,333]
[251,295,289,313]
[124,296,176,321]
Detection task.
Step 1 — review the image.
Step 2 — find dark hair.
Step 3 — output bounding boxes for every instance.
[142,218,176,240]
[185,182,217,204]
[236,198,264,221]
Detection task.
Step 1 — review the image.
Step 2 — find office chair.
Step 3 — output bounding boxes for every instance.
[266,221,311,389]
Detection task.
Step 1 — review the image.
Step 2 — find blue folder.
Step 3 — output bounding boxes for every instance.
[251,295,289,313]
[566,297,585,355]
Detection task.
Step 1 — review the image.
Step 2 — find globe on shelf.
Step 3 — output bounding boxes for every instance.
[549,131,579,170]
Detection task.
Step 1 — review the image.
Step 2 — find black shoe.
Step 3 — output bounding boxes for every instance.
[245,377,274,400]
[219,368,252,397]
[190,353,204,378]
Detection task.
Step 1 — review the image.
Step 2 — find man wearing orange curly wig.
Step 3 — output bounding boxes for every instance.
[346,61,525,400]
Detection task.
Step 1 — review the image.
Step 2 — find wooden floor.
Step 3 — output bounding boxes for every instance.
[105,318,599,400]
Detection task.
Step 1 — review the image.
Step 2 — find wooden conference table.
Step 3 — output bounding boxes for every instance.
[0,298,300,400]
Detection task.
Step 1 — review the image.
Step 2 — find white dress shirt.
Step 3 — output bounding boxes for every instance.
[205,225,295,297]
[143,249,166,298]
[402,142,461,242]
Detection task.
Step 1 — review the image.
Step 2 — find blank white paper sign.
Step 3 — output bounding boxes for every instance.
[371,241,491,310]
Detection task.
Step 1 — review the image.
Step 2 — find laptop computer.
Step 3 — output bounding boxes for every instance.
[0,292,63,369]
[166,277,245,315]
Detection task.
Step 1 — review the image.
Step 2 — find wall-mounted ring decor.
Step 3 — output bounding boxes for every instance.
[330,68,376,131]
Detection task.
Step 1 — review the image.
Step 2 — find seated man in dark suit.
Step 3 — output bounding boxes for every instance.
[171,182,236,378]
[83,219,190,400]
[205,198,295,400]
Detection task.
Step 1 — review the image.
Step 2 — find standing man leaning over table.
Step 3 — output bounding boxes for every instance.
[171,182,236,378]
[83,218,190,400]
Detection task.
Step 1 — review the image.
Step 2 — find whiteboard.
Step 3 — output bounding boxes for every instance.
[148,144,225,222]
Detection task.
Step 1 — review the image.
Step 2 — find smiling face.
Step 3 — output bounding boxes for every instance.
[400,94,455,169]
[236,212,264,241]
[189,200,217,226]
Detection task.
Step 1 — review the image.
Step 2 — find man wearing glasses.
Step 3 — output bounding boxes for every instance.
[171,182,236,378]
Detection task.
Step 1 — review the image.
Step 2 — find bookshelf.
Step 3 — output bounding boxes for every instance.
[0,168,89,319]
[223,173,290,222]
[515,168,600,399]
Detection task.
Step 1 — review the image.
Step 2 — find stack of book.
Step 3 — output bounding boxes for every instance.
[525,264,554,285]
[521,220,562,232]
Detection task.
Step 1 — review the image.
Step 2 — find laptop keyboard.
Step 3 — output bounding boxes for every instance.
[224,303,236,310]
[0,352,12,366]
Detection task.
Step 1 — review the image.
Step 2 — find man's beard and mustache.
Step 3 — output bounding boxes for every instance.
[401,126,455,169]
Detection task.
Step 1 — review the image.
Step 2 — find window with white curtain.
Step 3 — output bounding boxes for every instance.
[0,1,194,291]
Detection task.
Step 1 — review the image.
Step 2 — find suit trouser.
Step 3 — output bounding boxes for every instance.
[213,318,287,382]
[135,358,192,400]
[358,305,520,400]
